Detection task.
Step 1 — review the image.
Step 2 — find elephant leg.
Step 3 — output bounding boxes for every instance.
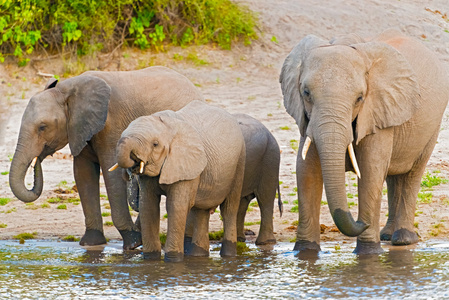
[140,177,162,260]
[184,210,195,253]
[294,137,323,254]
[380,176,402,241]
[220,148,245,257]
[237,195,252,242]
[74,155,106,246]
[164,178,198,262]
[354,132,393,255]
[255,188,276,245]
[186,208,210,257]
[387,130,438,246]
[102,165,141,250]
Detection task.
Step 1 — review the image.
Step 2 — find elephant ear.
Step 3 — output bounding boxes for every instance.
[57,75,112,156]
[352,42,421,144]
[44,78,58,90]
[279,35,329,136]
[158,113,207,185]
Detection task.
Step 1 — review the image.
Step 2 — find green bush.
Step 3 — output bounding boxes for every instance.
[0,0,258,63]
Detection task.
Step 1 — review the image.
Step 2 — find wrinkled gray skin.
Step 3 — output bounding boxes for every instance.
[9,66,203,250]
[183,113,282,246]
[115,101,246,262]
[279,29,449,255]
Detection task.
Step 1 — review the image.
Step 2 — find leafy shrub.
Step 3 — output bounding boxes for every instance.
[0,0,258,63]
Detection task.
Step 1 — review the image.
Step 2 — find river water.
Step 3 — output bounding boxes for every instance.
[1,240,449,299]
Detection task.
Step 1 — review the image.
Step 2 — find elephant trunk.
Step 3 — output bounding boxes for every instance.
[314,125,368,237]
[116,137,136,169]
[9,144,44,202]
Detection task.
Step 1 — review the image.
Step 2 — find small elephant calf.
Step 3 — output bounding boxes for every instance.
[184,113,282,250]
[113,100,246,262]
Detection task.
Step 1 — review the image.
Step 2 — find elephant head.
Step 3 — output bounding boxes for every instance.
[279,33,421,236]
[9,75,111,202]
[113,111,207,185]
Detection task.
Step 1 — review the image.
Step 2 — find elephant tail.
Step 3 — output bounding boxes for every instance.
[277,183,283,218]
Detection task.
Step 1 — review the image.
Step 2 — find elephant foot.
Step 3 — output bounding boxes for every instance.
[391,228,419,246]
[143,251,161,260]
[353,240,384,255]
[380,233,392,241]
[255,233,276,245]
[293,240,321,252]
[79,229,107,246]
[220,239,237,257]
[164,251,184,262]
[184,236,193,254]
[185,243,209,257]
[293,240,320,259]
[119,230,142,250]
[380,225,393,241]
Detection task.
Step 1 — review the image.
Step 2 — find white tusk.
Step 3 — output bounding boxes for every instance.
[302,136,312,160]
[108,163,119,172]
[139,161,145,174]
[31,157,38,168]
[348,143,361,179]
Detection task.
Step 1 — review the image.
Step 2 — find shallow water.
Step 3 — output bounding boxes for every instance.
[1,240,449,299]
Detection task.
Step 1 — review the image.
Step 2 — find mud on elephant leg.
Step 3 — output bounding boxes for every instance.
[185,209,210,257]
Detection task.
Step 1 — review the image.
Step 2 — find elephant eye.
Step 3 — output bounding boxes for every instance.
[153,141,159,147]
[302,87,311,102]
[356,96,364,103]
[38,124,47,132]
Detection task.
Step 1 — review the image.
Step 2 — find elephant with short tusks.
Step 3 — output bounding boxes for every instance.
[280,29,449,255]
[128,113,282,250]
[9,66,204,250]
[113,100,246,262]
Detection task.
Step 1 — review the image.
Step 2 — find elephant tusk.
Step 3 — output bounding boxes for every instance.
[348,143,361,179]
[30,157,38,168]
[302,136,312,160]
[108,163,119,172]
[139,161,145,174]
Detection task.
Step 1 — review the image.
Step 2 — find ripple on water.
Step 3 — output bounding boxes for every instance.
[2,240,449,298]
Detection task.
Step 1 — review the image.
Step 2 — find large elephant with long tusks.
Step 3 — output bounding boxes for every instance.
[9,66,203,249]
[279,29,449,255]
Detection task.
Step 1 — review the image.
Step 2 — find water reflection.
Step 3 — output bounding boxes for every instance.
[1,240,449,298]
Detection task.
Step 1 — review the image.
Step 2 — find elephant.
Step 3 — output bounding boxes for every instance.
[113,100,246,262]
[279,29,449,255]
[9,66,204,249]
[182,113,282,251]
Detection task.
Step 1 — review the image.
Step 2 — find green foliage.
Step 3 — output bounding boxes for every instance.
[101,212,111,217]
[57,204,67,210]
[0,223,7,228]
[104,221,114,226]
[236,241,251,254]
[0,0,258,63]
[0,198,11,206]
[13,232,35,240]
[290,206,299,213]
[418,192,433,204]
[1,171,9,175]
[421,171,448,190]
[160,233,167,246]
[62,235,80,242]
[208,229,224,240]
